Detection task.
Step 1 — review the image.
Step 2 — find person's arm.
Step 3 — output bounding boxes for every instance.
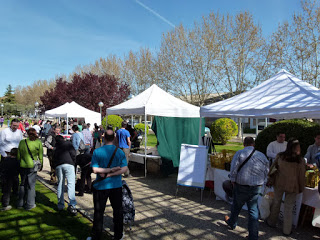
[106,166,128,177]
[266,142,277,159]
[45,135,54,149]
[92,166,121,174]
[69,146,77,165]
[127,136,131,148]
[263,156,270,184]
[229,151,240,183]
[304,145,312,164]
[38,140,43,165]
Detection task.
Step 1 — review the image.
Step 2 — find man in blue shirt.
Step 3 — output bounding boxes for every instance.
[87,129,128,240]
[224,137,269,240]
[116,121,131,177]
[72,125,84,155]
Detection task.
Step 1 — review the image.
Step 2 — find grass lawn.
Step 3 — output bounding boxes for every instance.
[0,181,110,240]
[147,133,157,147]
[214,141,244,152]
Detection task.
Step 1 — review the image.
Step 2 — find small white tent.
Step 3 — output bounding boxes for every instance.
[107,84,200,117]
[107,84,200,176]
[45,101,101,131]
[200,69,320,119]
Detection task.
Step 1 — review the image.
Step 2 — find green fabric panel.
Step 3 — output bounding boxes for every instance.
[152,116,205,167]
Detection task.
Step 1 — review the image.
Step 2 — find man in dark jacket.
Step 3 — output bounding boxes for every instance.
[53,135,77,215]
[76,153,93,196]
[45,126,61,184]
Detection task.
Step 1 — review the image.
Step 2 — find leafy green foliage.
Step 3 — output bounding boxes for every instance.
[102,115,123,130]
[134,123,149,133]
[210,118,238,145]
[255,119,320,156]
[3,85,15,103]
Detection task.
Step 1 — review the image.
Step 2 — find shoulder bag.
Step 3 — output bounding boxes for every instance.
[25,139,42,172]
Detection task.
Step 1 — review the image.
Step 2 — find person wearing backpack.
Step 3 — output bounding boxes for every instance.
[87,129,128,240]
[72,125,85,155]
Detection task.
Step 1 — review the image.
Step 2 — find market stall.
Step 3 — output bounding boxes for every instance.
[45,101,101,132]
[107,84,202,177]
[200,69,320,227]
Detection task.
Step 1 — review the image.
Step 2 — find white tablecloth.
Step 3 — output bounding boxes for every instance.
[302,187,320,209]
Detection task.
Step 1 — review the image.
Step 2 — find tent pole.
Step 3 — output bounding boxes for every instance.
[131,115,133,126]
[144,113,147,178]
[265,118,268,128]
[256,118,258,136]
[198,117,202,145]
[241,118,244,142]
[66,115,69,135]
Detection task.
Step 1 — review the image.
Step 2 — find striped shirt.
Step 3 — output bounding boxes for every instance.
[82,128,93,146]
[229,146,269,186]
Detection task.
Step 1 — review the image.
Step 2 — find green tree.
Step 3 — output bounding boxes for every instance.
[3,85,15,103]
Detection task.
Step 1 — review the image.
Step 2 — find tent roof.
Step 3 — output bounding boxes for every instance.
[45,101,101,123]
[200,69,320,119]
[107,84,200,118]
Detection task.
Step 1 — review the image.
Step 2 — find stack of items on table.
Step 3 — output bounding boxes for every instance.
[305,165,319,188]
[210,149,236,171]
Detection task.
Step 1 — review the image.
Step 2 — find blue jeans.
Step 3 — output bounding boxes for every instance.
[227,183,261,240]
[56,164,77,210]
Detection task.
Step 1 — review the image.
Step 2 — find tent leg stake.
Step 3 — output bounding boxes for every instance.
[175,186,179,198]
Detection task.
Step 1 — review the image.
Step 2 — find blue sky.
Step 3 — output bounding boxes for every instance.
[0,0,301,97]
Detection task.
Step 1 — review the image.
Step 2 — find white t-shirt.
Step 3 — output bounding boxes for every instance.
[266,140,287,160]
[0,127,23,157]
[32,125,41,135]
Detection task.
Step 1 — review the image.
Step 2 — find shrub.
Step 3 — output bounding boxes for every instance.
[134,123,149,133]
[211,118,238,145]
[255,119,320,156]
[102,115,123,130]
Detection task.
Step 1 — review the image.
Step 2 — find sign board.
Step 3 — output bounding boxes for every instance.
[177,144,208,189]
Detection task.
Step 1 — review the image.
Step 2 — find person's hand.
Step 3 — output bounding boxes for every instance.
[111,167,121,172]
[99,173,106,178]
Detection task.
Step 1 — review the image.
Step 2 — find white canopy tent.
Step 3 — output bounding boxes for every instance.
[107,84,200,176]
[200,69,320,119]
[45,101,101,132]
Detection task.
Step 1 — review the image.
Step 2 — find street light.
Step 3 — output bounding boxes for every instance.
[34,101,39,119]
[0,104,3,116]
[98,102,104,120]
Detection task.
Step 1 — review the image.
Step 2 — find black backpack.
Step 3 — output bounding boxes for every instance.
[122,180,135,229]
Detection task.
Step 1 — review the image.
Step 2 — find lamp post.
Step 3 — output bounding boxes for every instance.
[34,101,39,119]
[98,102,104,120]
[0,104,3,116]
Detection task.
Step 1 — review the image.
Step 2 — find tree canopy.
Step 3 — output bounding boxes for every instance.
[40,73,130,116]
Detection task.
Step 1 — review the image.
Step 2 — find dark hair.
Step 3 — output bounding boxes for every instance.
[104,129,115,142]
[276,132,285,136]
[315,132,320,138]
[122,121,127,128]
[72,125,79,131]
[11,118,19,124]
[27,128,39,141]
[10,148,18,157]
[55,135,65,144]
[279,138,301,163]
[243,137,255,146]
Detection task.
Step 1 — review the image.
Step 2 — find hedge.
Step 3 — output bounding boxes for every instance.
[255,119,320,156]
[102,115,123,130]
[134,123,149,133]
[210,118,238,145]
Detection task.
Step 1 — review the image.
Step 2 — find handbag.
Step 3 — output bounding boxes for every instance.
[222,149,256,198]
[91,146,118,190]
[25,139,42,172]
[266,160,278,187]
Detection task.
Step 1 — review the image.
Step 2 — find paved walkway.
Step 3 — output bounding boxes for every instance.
[36,148,319,240]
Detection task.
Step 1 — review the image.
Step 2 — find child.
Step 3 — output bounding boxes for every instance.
[1,148,19,211]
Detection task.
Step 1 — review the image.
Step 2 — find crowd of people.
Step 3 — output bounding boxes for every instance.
[223,132,320,240]
[1,117,320,240]
[0,118,139,240]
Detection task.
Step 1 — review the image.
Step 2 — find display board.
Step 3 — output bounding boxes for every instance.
[177,144,208,189]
